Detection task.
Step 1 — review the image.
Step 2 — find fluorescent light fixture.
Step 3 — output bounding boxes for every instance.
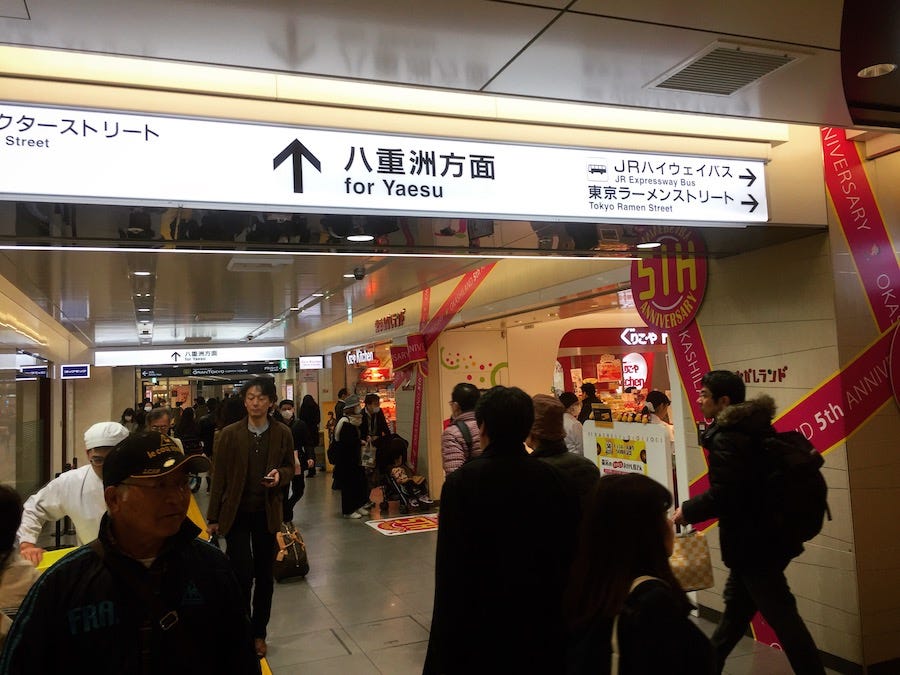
[139,319,151,323]
[343,273,356,278]
[347,234,375,242]
[0,244,639,263]
[132,271,152,276]
[636,242,662,249]
[311,293,325,297]
[137,308,151,312]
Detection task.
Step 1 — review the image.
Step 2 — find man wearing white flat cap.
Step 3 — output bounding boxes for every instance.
[16,421,131,565]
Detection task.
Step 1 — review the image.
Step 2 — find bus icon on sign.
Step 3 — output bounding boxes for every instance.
[587,162,609,182]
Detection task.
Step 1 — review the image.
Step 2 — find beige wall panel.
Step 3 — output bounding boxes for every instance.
[764,124,829,225]
[72,367,114,459]
[111,366,136,421]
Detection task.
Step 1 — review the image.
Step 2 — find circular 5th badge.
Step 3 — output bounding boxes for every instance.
[630,227,708,332]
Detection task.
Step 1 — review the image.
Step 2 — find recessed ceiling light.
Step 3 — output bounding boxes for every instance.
[347,234,375,242]
[137,308,151,312]
[857,63,897,78]
[637,242,662,249]
[132,271,152,276]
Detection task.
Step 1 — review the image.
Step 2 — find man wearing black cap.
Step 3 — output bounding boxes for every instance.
[0,432,260,674]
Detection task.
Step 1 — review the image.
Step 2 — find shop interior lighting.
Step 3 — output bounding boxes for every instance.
[132,271,152,276]
[857,63,897,78]
[137,308,151,312]
[347,234,375,242]
[342,273,356,278]
[636,242,662,249]
[311,292,325,297]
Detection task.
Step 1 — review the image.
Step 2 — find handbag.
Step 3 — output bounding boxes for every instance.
[669,528,714,591]
[273,522,309,582]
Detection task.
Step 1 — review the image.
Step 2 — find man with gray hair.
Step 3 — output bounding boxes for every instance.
[17,421,130,566]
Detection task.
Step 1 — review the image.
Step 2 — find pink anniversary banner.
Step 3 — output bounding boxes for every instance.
[408,263,497,469]
[409,288,431,470]
[821,127,900,332]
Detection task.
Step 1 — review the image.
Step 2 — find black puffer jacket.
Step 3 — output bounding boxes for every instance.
[681,395,801,568]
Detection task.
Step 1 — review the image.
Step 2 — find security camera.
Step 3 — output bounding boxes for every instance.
[353,267,366,280]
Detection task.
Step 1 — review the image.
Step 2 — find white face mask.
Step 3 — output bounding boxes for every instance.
[281,409,294,421]
[144,405,152,412]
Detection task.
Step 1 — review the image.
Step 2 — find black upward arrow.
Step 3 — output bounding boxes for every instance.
[273,139,321,194]
[739,168,757,187]
[171,351,181,362]
[741,194,759,213]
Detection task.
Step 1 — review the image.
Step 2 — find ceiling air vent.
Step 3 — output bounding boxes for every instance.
[184,336,213,344]
[649,41,806,96]
[226,256,293,273]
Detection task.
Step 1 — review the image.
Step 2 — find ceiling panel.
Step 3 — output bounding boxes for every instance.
[571,0,843,49]
[485,12,845,124]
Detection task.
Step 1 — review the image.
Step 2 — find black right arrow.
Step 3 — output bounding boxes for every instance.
[741,194,759,213]
[739,168,757,187]
[273,139,321,194]
[171,351,181,362]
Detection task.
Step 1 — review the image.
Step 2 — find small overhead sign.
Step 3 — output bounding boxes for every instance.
[298,355,324,370]
[139,361,286,378]
[95,345,285,367]
[0,101,768,224]
[61,364,91,379]
[18,366,48,377]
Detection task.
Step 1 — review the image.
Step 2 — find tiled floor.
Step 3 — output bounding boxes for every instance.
[189,473,842,674]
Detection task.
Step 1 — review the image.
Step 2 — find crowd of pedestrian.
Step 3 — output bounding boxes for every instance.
[0,370,825,674]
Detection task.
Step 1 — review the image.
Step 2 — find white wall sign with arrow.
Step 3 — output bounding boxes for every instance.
[0,101,768,224]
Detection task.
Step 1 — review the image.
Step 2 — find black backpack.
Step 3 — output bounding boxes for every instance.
[762,431,831,548]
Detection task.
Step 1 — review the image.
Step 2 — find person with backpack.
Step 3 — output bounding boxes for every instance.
[440,382,481,475]
[673,370,825,675]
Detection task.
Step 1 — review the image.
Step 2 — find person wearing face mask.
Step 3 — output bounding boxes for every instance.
[16,422,130,566]
[359,393,391,446]
[119,408,139,434]
[331,396,370,519]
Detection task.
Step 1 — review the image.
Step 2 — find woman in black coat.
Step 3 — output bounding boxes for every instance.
[564,474,714,675]
[331,396,369,519]
[297,395,321,477]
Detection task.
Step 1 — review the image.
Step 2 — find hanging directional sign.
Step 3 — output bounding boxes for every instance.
[95,345,285,367]
[0,101,768,223]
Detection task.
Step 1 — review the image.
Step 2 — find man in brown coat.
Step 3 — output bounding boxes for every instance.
[207,377,294,659]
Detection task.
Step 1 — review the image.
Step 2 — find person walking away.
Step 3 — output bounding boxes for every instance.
[559,391,585,456]
[17,422,130,565]
[331,395,370,519]
[0,486,37,649]
[298,395,321,477]
[565,474,714,674]
[424,386,579,674]
[439,382,481,475]
[278,399,314,523]
[673,370,825,675]
[198,397,219,493]
[206,377,294,659]
[529,394,599,513]
[0,432,259,674]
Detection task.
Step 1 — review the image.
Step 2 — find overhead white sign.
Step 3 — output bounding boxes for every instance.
[0,102,768,223]
[298,355,325,370]
[94,345,285,367]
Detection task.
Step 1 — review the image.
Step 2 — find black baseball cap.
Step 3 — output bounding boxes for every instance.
[103,431,210,488]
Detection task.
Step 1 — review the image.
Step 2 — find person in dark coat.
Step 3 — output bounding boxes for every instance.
[565,474,713,675]
[674,370,824,675]
[331,396,370,519]
[576,382,602,423]
[278,400,314,523]
[297,395,321,477]
[529,393,600,513]
[424,386,579,675]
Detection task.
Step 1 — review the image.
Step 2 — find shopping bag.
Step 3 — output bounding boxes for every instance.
[361,440,376,469]
[669,529,714,591]
[273,522,309,582]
